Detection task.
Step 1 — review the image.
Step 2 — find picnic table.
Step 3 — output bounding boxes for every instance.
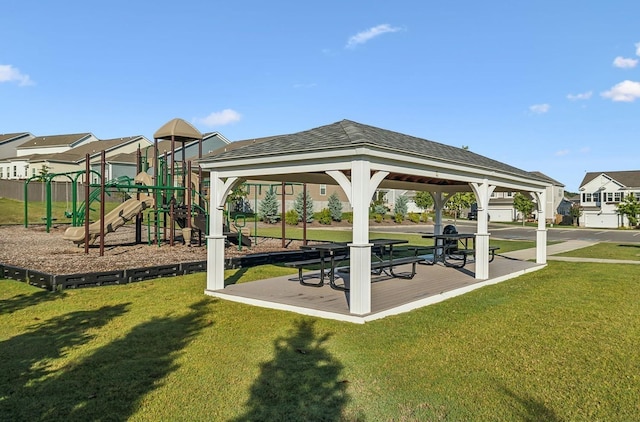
[287,238,424,290]
[421,233,500,268]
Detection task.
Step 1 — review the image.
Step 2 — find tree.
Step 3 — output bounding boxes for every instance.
[227,183,249,212]
[36,164,51,182]
[569,203,582,226]
[294,190,314,223]
[513,192,535,226]
[259,189,280,223]
[413,191,433,211]
[446,192,475,222]
[327,192,343,221]
[616,194,640,227]
[394,195,408,222]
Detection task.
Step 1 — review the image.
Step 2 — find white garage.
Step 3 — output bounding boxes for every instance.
[487,207,514,222]
[583,212,619,228]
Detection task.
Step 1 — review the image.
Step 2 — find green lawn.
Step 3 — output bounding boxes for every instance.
[2,261,639,421]
[556,242,640,261]
[256,226,535,254]
[0,197,121,225]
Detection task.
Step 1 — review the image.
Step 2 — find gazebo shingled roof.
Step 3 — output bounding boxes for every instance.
[154,118,203,142]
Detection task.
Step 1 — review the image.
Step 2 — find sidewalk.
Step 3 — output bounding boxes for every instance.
[501,240,640,265]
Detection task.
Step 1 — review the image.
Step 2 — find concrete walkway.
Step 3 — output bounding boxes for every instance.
[501,240,640,265]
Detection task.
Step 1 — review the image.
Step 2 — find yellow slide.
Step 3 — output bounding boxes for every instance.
[63,195,154,245]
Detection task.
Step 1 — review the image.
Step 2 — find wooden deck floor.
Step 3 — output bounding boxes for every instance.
[205,256,544,323]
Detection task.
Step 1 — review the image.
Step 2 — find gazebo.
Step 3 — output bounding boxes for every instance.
[197,119,550,316]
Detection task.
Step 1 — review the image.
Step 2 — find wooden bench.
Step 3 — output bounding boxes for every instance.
[285,255,349,287]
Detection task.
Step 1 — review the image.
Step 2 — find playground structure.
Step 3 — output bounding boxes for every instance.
[22,119,250,254]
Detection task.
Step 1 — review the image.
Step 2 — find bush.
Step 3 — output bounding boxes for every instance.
[318,208,332,225]
[285,209,299,225]
[328,192,343,221]
[294,190,314,223]
[421,212,430,223]
[394,195,408,220]
[408,212,420,223]
[373,204,387,216]
[394,212,404,223]
[374,213,384,223]
[259,189,279,224]
[344,212,353,223]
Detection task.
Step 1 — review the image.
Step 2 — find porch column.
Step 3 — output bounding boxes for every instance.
[470,180,496,280]
[206,173,226,291]
[532,191,548,264]
[349,161,389,315]
[431,192,447,235]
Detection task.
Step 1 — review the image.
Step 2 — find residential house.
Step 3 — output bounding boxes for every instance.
[0,133,99,180]
[579,170,640,228]
[0,132,34,160]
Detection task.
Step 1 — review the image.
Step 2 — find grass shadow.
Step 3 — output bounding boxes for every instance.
[0,289,67,315]
[498,384,560,422]
[233,319,350,421]
[0,299,212,421]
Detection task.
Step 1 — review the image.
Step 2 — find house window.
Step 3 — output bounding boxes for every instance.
[13,166,17,177]
[605,192,612,202]
[507,192,513,197]
[320,184,327,196]
[635,192,640,201]
[593,192,600,203]
[614,192,622,202]
[0,168,3,178]
[583,193,592,202]
[32,168,36,176]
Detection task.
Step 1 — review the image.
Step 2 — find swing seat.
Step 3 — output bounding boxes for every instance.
[64,211,73,218]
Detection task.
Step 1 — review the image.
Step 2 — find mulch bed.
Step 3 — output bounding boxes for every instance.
[0,224,310,276]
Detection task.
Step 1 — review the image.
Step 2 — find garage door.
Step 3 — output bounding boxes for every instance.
[487,208,513,222]
[584,213,619,228]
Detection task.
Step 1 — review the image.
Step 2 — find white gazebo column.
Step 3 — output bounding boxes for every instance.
[205,173,238,291]
[532,191,548,264]
[470,181,496,280]
[431,192,447,235]
[348,161,388,315]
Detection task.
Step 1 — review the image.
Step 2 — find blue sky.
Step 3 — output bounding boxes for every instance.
[2,1,639,192]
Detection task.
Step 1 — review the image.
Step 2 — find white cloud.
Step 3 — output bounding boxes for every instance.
[601,80,640,102]
[346,24,402,49]
[195,109,242,127]
[566,91,592,101]
[613,56,638,68]
[555,149,570,156]
[0,64,34,86]
[529,103,550,114]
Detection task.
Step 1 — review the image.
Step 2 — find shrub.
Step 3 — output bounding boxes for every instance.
[374,213,383,223]
[394,212,404,223]
[408,212,420,223]
[259,189,279,223]
[421,212,430,223]
[373,204,387,216]
[285,209,299,225]
[294,190,314,223]
[328,192,343,221]
[344,212,353,224]
[394,195,408,220]
[318,208,332,225]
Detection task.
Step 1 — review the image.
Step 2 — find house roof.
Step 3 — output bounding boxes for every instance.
[24,137,147,164]
[18,133,91,149]
[0,132,32,145]
[580,170,640,190]
[201,119,547,184]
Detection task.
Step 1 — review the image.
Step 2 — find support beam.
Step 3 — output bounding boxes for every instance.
[470,180,496,280]
[206,173,240,291]
[531,191,548,264]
